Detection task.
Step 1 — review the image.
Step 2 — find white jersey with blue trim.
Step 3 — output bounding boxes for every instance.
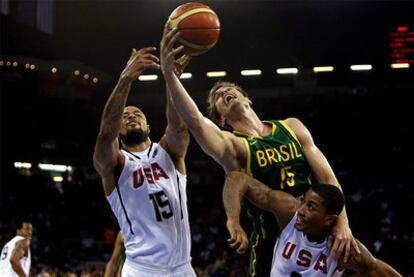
[0,235,31,277]
[271,213,343,277]
[107,142,192,271]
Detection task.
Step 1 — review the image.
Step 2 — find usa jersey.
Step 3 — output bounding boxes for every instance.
[0,236,31,277]
[271,213,343,277]
[107,143,192,271]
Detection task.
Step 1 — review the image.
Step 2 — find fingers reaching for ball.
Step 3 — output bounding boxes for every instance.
[160,25,184,76]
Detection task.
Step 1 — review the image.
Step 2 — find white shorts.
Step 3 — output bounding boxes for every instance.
[121,259,196,277]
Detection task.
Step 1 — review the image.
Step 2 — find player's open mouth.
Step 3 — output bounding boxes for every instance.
[224,94,235,105]
[127,121,138,126]
[296,215,305,225]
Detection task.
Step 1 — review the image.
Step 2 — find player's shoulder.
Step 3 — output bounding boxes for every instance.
[282,117,303,127]
[15,238,30,250]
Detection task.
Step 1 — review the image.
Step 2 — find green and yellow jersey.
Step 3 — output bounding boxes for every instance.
[234,119,312,277]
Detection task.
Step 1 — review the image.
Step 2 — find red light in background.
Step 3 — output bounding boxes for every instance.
[397,26,408,32]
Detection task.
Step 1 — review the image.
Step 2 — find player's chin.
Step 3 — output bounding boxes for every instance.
[295,222,304,231]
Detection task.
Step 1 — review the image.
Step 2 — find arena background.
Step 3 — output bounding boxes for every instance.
[1,0,413,276]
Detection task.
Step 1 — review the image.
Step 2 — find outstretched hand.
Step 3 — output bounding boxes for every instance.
[328,220,360,263]
[174,55,191,77]
[160,22,185,77]
[120,47,160,83]
[226,220,249,255]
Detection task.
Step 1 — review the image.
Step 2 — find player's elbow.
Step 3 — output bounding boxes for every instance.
[184,114,203,131]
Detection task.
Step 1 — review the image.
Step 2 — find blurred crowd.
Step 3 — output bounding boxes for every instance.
[1,66,413,276]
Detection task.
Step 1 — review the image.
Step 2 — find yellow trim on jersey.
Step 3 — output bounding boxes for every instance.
[242,138,252,176]
[262,120,277,136]
[250,232,260,277]
[280,120,301,146]
[260,213,266,239]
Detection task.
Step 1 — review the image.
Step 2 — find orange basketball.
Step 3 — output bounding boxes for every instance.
[168,2,220,56]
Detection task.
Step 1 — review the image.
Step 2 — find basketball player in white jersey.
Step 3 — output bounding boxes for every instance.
[0,220,32,277]
[224,172,401,277]
[93,47,196,277]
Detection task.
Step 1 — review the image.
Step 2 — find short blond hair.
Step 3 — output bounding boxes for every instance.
[206,81,248,128]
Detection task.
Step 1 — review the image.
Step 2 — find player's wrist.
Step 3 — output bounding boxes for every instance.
[226,217,241,225]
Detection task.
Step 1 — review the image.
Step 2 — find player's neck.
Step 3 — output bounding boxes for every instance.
[304,230,329,244]
[231,110,271,137]
[124,138,152,152]
[231,112,272,136]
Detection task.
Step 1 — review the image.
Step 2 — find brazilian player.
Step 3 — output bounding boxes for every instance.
[160,26,359,276]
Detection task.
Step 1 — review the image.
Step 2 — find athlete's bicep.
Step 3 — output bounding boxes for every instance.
[284,117,338,186]
[243,176,297,228]
[93,136,122,176]
[190,117,235,163]
[10,240,27,262]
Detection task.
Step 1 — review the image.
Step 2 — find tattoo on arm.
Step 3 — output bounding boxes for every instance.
[341,240,373,271]
[223,173,248,221]
[245,180,273,211]
[100,80,131,138]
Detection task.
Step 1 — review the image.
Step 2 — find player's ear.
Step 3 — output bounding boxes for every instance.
[324,214,338,228]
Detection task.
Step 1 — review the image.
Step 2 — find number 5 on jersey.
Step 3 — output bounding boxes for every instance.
[149,191,173,222]
[280,166,295,189]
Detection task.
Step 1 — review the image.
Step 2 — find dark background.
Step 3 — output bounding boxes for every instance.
[1,1,413,276]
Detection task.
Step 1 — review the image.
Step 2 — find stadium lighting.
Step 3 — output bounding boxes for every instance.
[138,74,158,81]
[180,72,192,79]
[277,68,298,74]
[38,163,73,173]
[350,64,372,71]
[53,176,64,182]
[14,162,32,169]
[313,66,334,73]
[241,69,262,76]
[391,63,410,69]
[206,71,227,77]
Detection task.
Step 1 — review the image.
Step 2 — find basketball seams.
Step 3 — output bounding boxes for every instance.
[177,37,218,50]
[168,8,217,29]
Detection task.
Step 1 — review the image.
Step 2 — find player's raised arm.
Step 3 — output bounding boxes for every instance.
[160,55,191,175]
[160,25,237,170]
[93,47,160,195]
[284,117,360,262]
